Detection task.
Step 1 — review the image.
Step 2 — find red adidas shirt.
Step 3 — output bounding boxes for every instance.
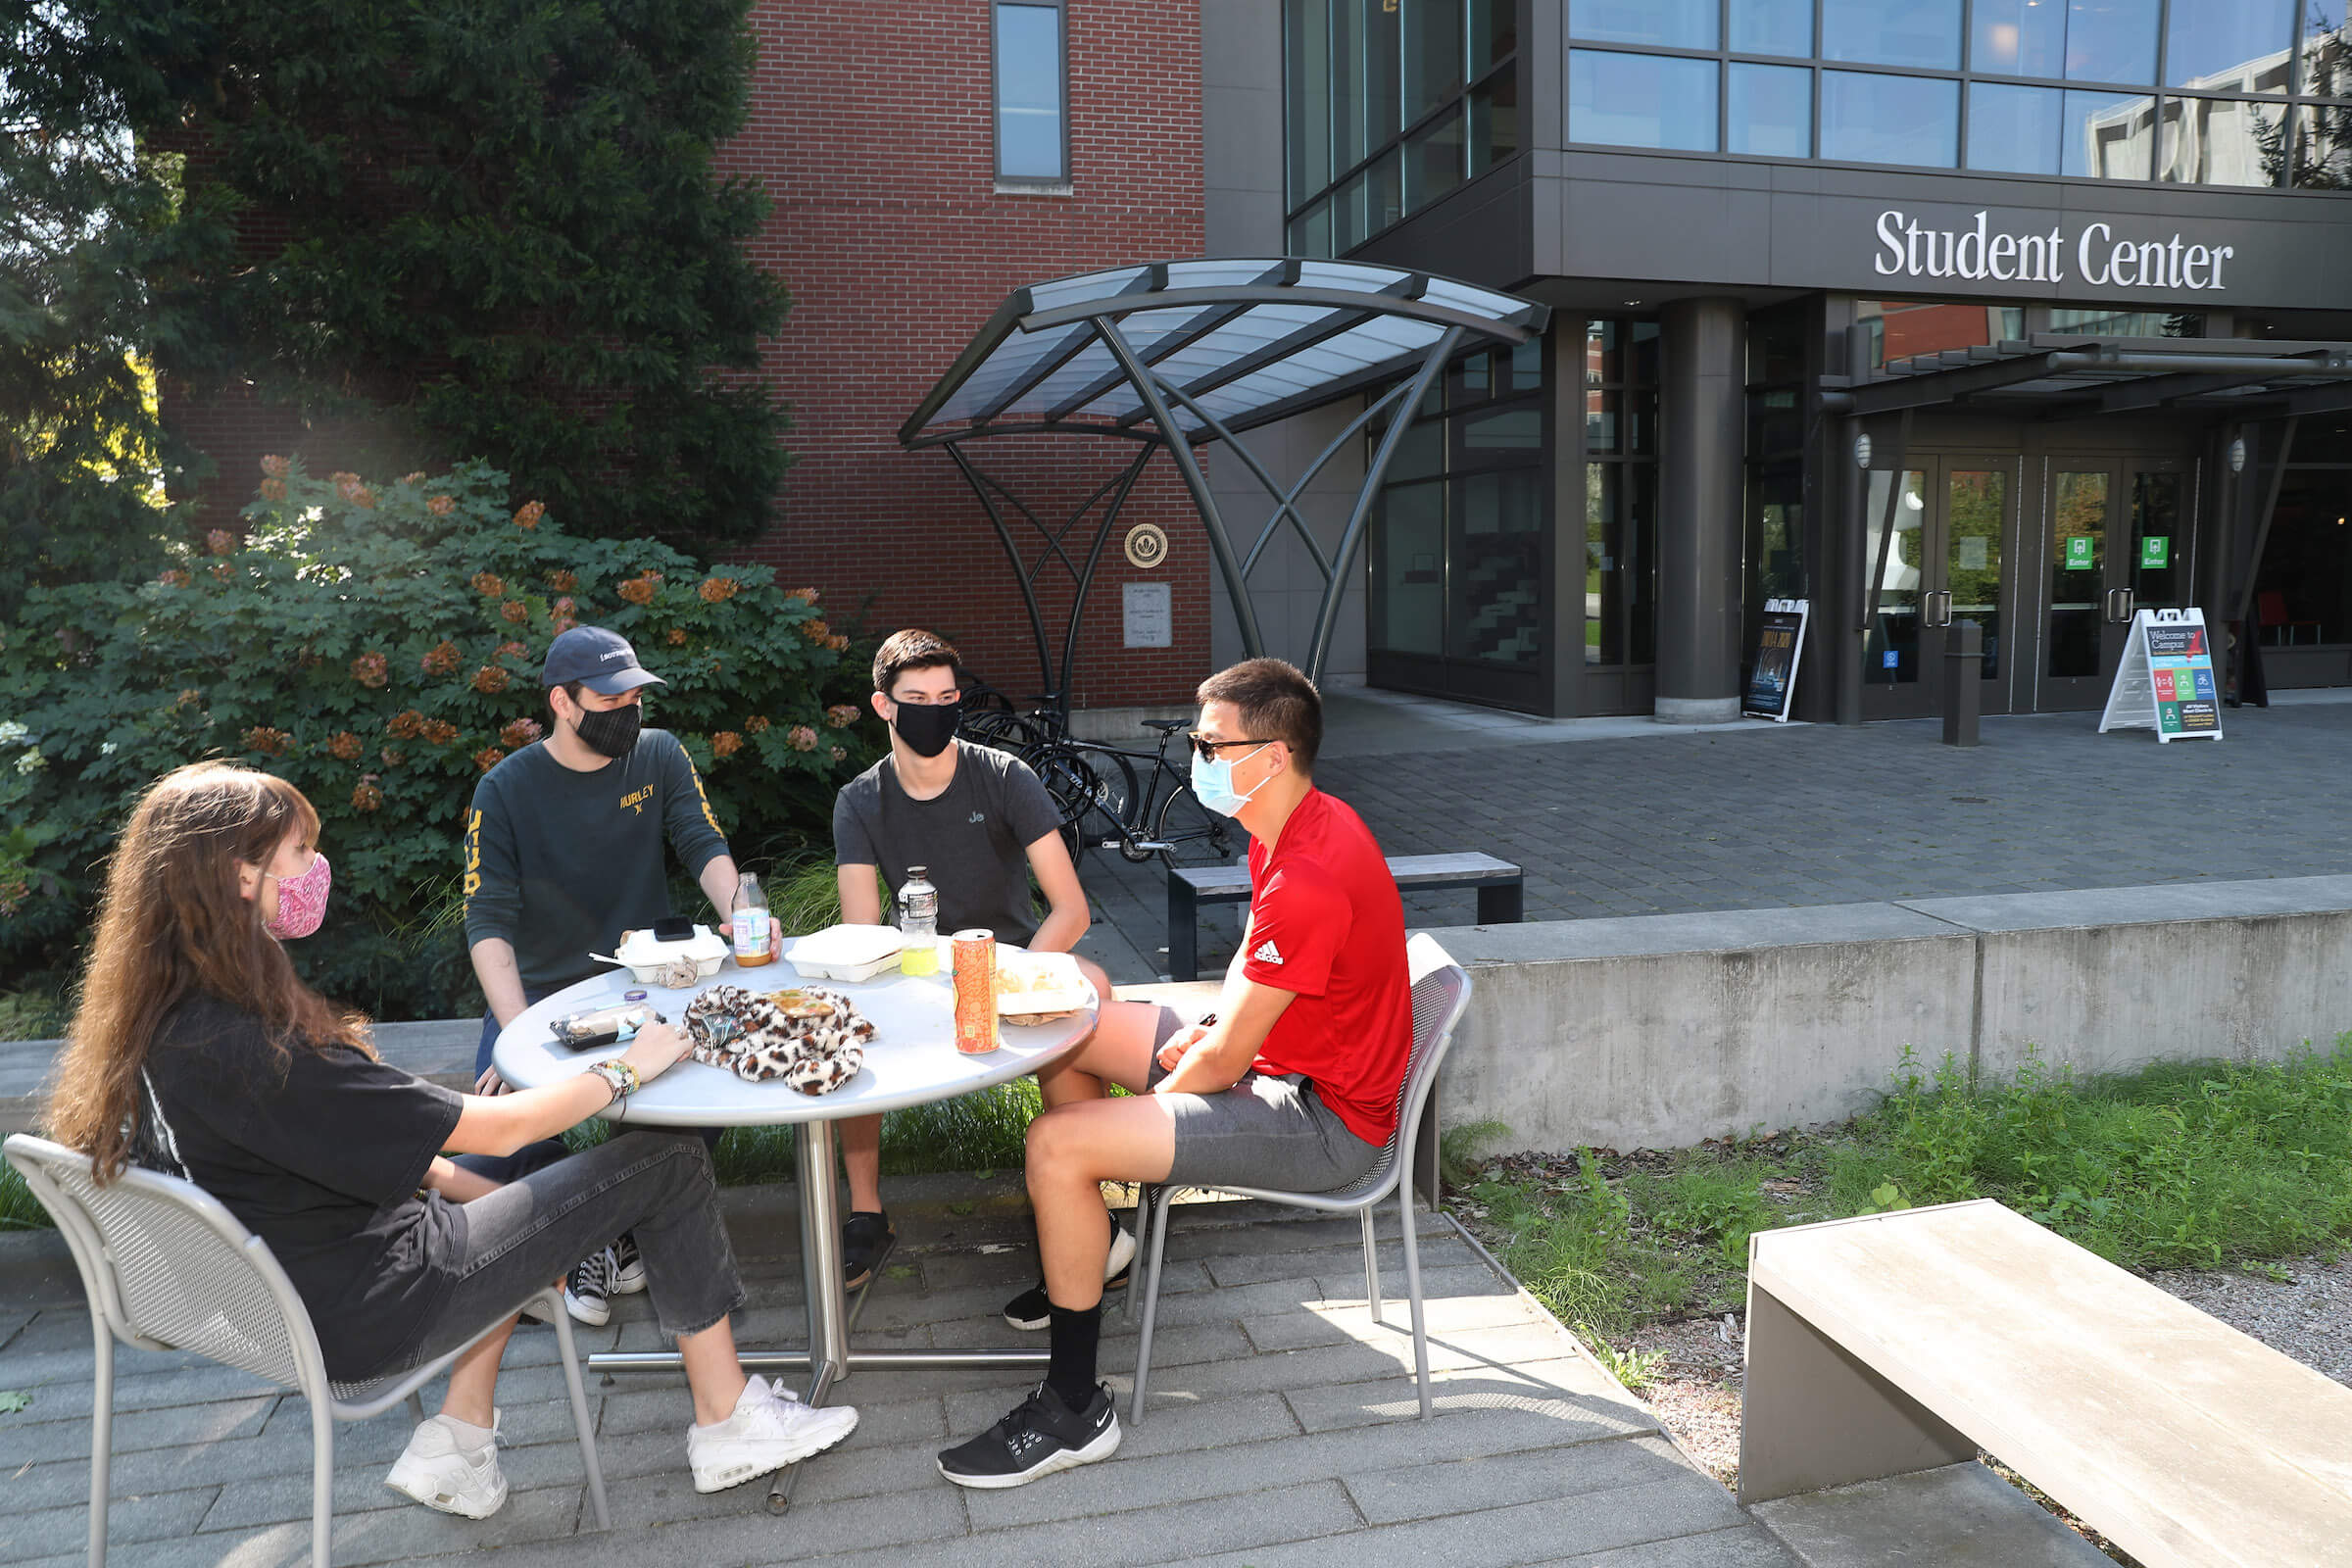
[1241,788,1413,1146]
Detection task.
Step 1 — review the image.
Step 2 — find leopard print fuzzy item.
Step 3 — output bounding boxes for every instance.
[682,984,876,1095]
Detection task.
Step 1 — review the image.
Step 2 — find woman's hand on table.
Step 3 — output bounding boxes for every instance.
[619,1019,695,1085]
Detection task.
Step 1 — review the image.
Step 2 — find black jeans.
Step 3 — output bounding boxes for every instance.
[396,1130,745,1372]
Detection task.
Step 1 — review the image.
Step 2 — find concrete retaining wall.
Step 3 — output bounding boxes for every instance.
[1424,874,2352,1152]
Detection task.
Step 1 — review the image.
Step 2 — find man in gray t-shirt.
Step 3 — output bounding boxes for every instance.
[829,630,1102,1289]
[833,739,1064,947]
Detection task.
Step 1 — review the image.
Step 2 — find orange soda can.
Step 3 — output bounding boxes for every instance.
[952,929,999,1054]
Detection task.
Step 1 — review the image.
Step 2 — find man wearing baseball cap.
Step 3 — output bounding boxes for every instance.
[460,625,740,1322]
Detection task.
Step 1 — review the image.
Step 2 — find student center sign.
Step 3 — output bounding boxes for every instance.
[1872,210,2239,293]
[1189,1,2352,723]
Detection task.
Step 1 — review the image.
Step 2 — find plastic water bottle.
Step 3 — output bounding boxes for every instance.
[899,866,940,975]
[731,873,773,967]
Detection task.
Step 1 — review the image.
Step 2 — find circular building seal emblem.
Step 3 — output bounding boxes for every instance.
[1124,522,1169,570]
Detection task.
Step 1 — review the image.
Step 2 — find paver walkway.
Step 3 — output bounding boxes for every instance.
[0,1191,1793,1568]
[1074,688,2352,982]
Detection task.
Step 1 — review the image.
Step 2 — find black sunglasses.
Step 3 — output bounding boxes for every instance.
[1186,733,1274,762]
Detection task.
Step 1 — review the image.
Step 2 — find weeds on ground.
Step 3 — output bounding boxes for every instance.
[0,989,66,1043]
[1452,1035,2352,1334]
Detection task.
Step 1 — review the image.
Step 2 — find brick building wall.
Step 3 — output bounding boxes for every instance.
[162,2,1214,710]
[731,1,1209,708]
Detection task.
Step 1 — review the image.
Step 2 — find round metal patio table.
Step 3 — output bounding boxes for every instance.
[493,953,1097,1510]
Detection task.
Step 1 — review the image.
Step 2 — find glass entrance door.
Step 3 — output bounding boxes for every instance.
[1861,456,2017,720]
[2034,457,2191,711]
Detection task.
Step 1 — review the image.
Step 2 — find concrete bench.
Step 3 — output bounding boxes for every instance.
[1166,850,1522,981]
[1739,1199,2352,1568]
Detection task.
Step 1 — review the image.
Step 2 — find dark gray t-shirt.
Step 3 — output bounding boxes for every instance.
[832,740,1064,946]
[462,728,731,992]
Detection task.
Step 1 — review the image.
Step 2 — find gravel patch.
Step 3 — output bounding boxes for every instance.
[2148,1253,2352,1386]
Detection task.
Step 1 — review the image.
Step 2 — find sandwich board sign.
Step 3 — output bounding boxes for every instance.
[1744,598,1808,722]
[2097,607,2222,743]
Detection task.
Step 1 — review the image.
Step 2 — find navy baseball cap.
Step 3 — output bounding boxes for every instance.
[542,626,666,695]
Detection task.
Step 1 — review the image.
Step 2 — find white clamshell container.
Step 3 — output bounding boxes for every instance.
[784,922,908,983]
[609,925,731,986]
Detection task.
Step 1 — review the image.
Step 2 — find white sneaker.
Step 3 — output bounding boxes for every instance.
[687,1377,859,1494]
[385,1411,507,1518]
[1104,1220,1138,1282]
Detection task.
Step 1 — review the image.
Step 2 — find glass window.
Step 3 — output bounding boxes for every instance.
[2065,0,2159,85]
[2289,102,2352,187]
[1823,71,1960,165]
[2166,0,2292,92]
[1404,0,1466,123]
[1729,63,1812,156]
[1858,301,2027,369]
[1404,105,1465,214]
[1973,0,2067,77]
[1732,0,1814,58]
[994,3,1064,180]
[1285,0,1333,204]
[1969,83,2063,172]
[1569,0,1716,51]
[1374,481,1447,656]
[1468,67,1520,174]
[2066,89,2156,176]
[2300,11,2352,99]
[1332,0,1401,172]
[1471,0,1517,68]
[2255,469,2352,645]
[2046,308,2200,336]
[1287,196,1334,260]
[1568,50,1719,151]
[1822,0,1961,70]
[2158,94,2287,184]
[1449,469,1544,666]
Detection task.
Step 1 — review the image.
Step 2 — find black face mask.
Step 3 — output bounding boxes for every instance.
[891,699,960,760]
[571,700,643,760]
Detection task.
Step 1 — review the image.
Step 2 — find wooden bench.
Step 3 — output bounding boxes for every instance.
[1740,1199,2352,1568]
[1164,851,1522,982]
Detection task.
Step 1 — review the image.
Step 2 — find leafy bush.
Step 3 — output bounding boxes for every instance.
[0,460,881,1020]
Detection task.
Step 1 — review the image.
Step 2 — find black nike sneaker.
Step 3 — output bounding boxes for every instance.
[937,1381,1120,1489]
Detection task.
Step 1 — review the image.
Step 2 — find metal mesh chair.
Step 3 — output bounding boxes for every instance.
[1127,932,1474,1424]
[3,1134,611,1568]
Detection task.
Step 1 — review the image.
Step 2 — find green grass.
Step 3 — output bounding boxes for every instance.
[0,989,66,1044]
[1461,1037,2352,1337]
[550,1077,1042,1189]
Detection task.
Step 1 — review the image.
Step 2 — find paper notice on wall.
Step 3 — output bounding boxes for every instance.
[1123,581,1172,648]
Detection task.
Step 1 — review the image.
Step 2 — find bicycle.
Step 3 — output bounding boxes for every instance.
[1025,720,1240,870]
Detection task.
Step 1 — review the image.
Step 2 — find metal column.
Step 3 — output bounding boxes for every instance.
[1654,298,1746,723]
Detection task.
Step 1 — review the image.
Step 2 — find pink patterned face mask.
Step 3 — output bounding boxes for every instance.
[264,852,331,941]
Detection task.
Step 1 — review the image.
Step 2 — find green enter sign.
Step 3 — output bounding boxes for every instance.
[2064,536,2096,569]
[2140,535,2171,568]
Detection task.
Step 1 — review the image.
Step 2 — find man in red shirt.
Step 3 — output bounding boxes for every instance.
[940,658,1412,1490]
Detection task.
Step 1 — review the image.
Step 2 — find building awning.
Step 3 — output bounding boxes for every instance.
[901,258,1547,449]
[1822,333,2352,420]
[898,259,1548,692]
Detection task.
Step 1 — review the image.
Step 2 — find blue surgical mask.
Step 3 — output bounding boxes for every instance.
[1190,743,1270,817]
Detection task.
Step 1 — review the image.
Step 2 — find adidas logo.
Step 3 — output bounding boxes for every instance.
[1251,940,1284,965]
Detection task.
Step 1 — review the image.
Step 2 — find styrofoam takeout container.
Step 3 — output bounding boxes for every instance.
[605,925,730,986]
[785,923,907,983]
[992,951,1092,1015]
[608,926,729,984]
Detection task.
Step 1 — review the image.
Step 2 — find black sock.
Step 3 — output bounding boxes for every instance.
[1045,1301,1102,1411]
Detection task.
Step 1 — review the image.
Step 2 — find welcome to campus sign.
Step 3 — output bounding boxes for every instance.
[1873,209,2235,292]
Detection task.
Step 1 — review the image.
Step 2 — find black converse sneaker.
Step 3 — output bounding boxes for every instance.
[1003,1223,1137,1331]
[937,1382,1119,1489]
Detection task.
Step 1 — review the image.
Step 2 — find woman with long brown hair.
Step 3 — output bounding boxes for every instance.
[44,761,856,1518]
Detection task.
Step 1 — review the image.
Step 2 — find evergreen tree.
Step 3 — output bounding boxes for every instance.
[4,0,789,562]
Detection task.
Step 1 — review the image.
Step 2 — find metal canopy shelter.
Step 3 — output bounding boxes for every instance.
[1821,332,2352,649]
[902,259,1548,696]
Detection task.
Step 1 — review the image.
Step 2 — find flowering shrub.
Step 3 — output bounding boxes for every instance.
[0,460,879,1019]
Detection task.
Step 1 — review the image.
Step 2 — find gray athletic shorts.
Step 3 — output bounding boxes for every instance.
[1144,1006,1386,1194]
